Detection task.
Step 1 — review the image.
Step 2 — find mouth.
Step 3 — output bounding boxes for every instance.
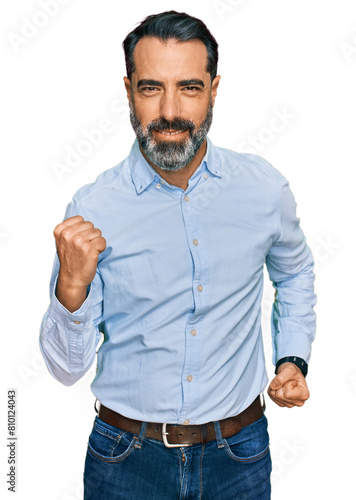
[155,129,187,137]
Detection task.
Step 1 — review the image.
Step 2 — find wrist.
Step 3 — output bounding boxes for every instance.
[56,273,88,312]
[276,362,301,375]
[275,356,308,377]
[57,270,90,291]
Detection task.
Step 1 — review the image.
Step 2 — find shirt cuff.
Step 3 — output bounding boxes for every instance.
[48,275,92,329]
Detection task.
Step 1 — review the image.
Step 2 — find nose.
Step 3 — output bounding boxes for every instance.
[159,90,180,123]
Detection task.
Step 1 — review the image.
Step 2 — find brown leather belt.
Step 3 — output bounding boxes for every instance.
[98,395,264,447]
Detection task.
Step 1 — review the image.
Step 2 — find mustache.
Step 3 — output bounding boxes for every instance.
[146,117,196,134]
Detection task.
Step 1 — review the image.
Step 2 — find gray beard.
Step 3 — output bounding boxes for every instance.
[129,100,213,171]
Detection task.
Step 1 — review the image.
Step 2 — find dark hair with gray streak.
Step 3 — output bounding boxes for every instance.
[122,11,219,81]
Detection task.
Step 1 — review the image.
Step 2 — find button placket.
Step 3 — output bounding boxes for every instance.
[179,188,209,424]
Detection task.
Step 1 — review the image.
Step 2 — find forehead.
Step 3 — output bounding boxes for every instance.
[132,37,209,81]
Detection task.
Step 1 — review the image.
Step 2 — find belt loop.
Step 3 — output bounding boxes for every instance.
[213,421,224,449]
[135,422,148,449]
[201,424,208,444]
[260,393,266,412]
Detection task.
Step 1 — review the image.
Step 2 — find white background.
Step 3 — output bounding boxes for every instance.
[1,0,355,498]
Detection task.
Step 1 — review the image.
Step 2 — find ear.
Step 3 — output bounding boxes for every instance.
[123,76,132,101]
[211,75,221,106]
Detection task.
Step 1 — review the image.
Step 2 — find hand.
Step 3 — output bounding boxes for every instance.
[267,362,310,408]
[54,216,106,311]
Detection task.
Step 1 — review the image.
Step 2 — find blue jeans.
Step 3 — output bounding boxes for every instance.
[84,413,272,499]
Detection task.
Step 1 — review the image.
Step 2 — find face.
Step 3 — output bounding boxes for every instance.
[124,37,220,171]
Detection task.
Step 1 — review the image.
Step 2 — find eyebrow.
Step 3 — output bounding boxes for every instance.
[137,79,162,88]
[178,79,205,88]
[136,79,205,89]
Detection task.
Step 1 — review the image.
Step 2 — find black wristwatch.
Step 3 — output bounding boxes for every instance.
[275,356,308,377]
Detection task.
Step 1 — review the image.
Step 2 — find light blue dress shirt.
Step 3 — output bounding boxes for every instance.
[39,138,316,425]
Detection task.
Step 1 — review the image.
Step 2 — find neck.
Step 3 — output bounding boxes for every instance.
[139,140,207,191]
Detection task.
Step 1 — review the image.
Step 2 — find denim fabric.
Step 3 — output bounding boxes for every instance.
[83,413,272,499]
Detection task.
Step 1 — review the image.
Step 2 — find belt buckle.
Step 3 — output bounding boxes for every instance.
[162,423,192,448]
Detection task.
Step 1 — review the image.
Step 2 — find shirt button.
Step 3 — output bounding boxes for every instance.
[187,375,193,382]
[193,239,199,246]
[73,321,81,325]
[191,329,197,336]
[204,174,209,179]
[183,419,190,425]
[184,195,189,202]
[156,183,161,189]
[197,285,203,292]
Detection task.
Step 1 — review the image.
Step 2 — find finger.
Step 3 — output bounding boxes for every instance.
[271,365,298,389]
[69,233,106,259]
[274,390,306,406]
[60,221,95,239]
[269,374,286,391]
[269,378,283,391]
[274,399,295,408]
[73,221,96,234]
[62,215,84,227]
[268,390,304,408]
[267,390,295,408]
[282,381,309,401]
[273,384,308,405]
[268,382,307,406]
[92,236,107,254]
[71,227,103,243]
[80,235,106,255]
[54,216,84,236]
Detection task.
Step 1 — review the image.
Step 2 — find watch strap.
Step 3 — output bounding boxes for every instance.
[275,356,308,377]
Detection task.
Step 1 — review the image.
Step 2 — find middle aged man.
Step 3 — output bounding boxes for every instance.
[40,10,316,500]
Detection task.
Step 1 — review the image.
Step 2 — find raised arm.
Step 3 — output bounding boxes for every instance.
[39,204,106,386]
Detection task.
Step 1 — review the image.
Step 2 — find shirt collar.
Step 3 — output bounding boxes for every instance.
[205,136,222,178]
[129,136,221,194]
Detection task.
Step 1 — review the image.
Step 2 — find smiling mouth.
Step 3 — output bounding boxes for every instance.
[156,129,186,136]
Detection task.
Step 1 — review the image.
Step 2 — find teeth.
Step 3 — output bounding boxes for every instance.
[160,130,184,135]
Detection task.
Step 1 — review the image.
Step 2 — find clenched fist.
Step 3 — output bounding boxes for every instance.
[54,216,106,312]
[267,362,310,408]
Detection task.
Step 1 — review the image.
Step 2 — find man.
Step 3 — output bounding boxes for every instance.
[40,11,316,499]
